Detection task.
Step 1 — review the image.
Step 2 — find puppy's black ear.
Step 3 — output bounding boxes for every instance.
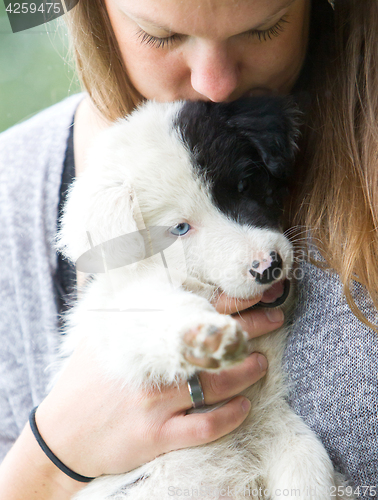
[225,96,301,179]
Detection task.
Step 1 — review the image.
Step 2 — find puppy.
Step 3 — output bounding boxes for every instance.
[57,97,353,500]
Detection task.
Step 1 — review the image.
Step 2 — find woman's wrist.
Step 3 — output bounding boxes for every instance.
[0,423,85,500]
[29,406,95,483]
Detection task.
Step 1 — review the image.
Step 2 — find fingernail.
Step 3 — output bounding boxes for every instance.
[256,353,268,373]
[264,308,284,323]
[241,398,251,413]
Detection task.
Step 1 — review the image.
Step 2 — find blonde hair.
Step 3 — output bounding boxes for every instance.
[66,0,378,330]
[65,0,143,120]
[291,0,378,330]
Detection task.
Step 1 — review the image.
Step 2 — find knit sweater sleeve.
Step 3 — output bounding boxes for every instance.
[0,94,83,462]
[283,257,378,497]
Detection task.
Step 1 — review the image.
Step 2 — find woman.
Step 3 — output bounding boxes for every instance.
[0,0,376,498]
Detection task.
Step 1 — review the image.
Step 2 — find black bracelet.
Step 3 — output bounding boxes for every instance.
[29,406,95,483]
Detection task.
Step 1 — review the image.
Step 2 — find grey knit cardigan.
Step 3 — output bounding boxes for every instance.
[0,95,377,497]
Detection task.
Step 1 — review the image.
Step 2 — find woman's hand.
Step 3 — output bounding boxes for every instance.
[35,294,283,478]
[0,295,284,500]
[213,292,284,334]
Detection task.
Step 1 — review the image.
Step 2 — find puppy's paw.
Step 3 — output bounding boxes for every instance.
[182,316,248,370]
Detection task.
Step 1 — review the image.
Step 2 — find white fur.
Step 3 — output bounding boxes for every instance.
[56,101,354,499]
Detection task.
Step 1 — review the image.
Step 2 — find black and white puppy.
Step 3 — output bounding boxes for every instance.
[57,97,352,500]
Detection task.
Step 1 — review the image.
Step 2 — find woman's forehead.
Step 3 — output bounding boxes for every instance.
[114,0,298,36]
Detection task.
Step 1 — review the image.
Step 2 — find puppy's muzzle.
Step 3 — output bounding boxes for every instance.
[249,252,283,285]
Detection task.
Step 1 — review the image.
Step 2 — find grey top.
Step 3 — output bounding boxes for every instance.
[0,95,377,497]
[283,261,378,495]
[0,93,83,456]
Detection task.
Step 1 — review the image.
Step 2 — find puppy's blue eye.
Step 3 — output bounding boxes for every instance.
[170,223,191,236]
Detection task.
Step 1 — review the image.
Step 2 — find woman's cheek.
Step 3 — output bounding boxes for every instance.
[251,31,307,91]
[124,48,188,100]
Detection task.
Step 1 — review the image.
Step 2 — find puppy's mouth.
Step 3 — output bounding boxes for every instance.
[252,279,290,309]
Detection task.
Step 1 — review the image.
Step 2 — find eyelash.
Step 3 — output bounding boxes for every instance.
[136,16,289,49]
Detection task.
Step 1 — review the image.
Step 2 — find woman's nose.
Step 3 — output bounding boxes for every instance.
[189,42,240,102]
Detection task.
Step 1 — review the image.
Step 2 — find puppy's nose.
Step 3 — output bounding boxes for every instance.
[249,252,283,284]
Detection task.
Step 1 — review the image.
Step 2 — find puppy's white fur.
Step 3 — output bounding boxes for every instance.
[57,101,354,500]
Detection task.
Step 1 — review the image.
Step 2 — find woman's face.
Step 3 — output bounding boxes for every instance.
[104,0,311,102]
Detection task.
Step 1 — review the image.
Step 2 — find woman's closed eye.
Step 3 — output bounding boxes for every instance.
[136,29,184,49]
[136,15,290,50]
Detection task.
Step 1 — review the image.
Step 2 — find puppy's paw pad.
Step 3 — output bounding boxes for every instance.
[182,320,247,369]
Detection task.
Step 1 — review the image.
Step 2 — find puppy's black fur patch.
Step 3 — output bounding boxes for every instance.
[175,97,299,229]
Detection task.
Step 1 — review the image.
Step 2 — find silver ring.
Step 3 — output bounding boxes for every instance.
[187,374,205,409]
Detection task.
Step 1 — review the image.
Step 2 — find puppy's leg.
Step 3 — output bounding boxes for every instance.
[179,312,247,371]
[68,275,249,389]
[264,407,355,500]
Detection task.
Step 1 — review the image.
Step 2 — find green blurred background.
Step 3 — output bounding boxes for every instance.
[0,1,81,133]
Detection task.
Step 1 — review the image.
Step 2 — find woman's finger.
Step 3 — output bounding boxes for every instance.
[199,353,267,405]
[175,352,267,409]
[212,293,263,315]
[232,307,284,339]
[212,293,285,338]
[163,396,251,451]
